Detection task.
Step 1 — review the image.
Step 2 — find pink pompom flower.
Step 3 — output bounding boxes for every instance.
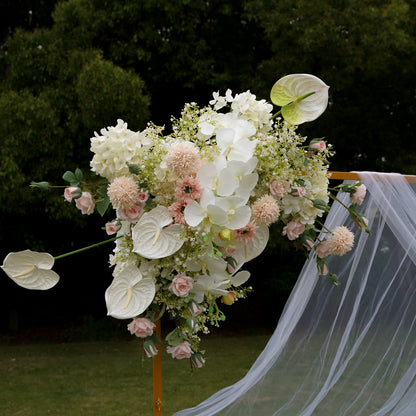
[326,226,354,256]
[251,195,280,226]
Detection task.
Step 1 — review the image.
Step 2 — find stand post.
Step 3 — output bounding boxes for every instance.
[153,319,163,416]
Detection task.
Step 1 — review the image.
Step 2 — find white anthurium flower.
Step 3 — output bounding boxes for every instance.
[132,206,185,259]
[216,128,257,162]
[230,270,251,287]
[1,250,59,290]
[105,264,155,319]
[233,225,270,268]
[270,74,329,125]
[191,273,230,303]
[184,189,228,227]
[214,196,252,230]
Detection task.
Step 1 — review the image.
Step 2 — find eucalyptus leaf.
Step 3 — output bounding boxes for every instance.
[30,181,50,191]
[95,197,110,216]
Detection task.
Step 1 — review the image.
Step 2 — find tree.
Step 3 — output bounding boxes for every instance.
[243,0,416,173]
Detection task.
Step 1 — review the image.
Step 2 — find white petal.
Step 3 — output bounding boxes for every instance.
[132,207,185,259]
[207,204,228,226]
[234,225,270,266]
[217,168,238,196]
[184,201,205,227]
[231,270,251,286]
[228,205,251,230]
[105,269,155,320]
[1,250,59,290]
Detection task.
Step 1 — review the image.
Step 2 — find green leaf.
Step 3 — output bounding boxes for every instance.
[313,198,330,212]
[95,197,110,216]
[97,184,109,198]
[186,316,196,332]
[75,168,84,182]
[62,171,79,186]
[165,328,183,346]
[128,163,140,175]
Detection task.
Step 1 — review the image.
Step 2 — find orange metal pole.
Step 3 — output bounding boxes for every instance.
[328,171,416,183]
[153,320,163,416]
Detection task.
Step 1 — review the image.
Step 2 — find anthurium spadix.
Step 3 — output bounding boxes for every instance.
[132,206,185,259]
[270,74,329,125]
[1,250,59,290]
[105,264,155,319]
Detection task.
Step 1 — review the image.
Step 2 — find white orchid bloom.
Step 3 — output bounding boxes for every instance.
[226,158,259,201]
[184,189,228,228]
[230,270,251,287]
[132,206,185,259]
[105,264,155,319]
[1,250,59,290]
[270,73,329,125]
[214,196,252,230]
[216,128,257,162]
[191,273,230,303]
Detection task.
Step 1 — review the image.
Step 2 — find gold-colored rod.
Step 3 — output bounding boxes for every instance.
[153,320,163,416]
[328,171,416,183]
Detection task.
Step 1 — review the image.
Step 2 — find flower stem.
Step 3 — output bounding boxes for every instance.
[54,236,122,260]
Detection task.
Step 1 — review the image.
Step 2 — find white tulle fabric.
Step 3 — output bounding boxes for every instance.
[174,172,416,416]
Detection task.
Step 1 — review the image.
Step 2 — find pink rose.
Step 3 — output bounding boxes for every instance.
[167,341,193,359]
[315,240,331,259]
[75,192,95,215]
[118,203,144,223]
[292,186,306,197]
[192,354,206,368]
[127,317,155,338]
[169,273,194,297]
[144,341,159,358]
[269,179,290,198]
[188,300,204,317]
[105,221,121,235]
[283,219,305,241]
[64,187,80,202]
[309,140,326,152]
[351,184,367,205]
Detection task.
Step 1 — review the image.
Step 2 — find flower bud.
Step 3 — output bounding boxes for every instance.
[221,291,236,306]
[218,228,234,242]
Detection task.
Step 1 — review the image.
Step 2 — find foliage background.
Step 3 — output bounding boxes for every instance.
[0,0,415,336]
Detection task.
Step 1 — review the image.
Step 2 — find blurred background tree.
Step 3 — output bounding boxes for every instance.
[0,0,415,335]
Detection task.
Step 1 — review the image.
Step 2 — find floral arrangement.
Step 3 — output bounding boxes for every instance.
[1,74,368,367]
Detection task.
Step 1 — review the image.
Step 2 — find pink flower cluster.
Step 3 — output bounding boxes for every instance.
[64,187,95,215]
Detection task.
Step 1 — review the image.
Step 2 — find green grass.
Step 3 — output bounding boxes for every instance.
[0,334,270,416]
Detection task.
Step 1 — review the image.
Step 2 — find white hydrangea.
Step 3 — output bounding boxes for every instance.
[90,119,152,180]
[231,91,273,132]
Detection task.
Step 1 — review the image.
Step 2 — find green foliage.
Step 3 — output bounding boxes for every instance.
[243,0,416,172]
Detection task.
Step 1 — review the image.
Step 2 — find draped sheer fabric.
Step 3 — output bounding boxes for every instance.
[174,172,416,416]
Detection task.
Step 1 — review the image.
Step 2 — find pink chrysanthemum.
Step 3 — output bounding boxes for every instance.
[326,226,354,256]
[168,201,187,225]
[174,176,203,203]
[107,176,139,210]
[251,195,280,226]
[165,141,200,177]
[234,221,258,243]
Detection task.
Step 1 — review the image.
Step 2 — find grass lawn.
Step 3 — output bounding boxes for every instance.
[0,333,270,416]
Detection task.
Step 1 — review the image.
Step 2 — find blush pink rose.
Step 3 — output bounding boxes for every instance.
[169,273,194,297]
[292,186,306,197]
[315,240,331,259]
[283,219,305,241]
[310,140,326,152]
[118,203,144,223]
[75,192,95,215]
[269,179,290,198]
[105,221,121,235]
[188,300,204,317]
[167,341,193,359]
[351,184,367,205]
[127,317,155,338]
[64,187,79,202]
